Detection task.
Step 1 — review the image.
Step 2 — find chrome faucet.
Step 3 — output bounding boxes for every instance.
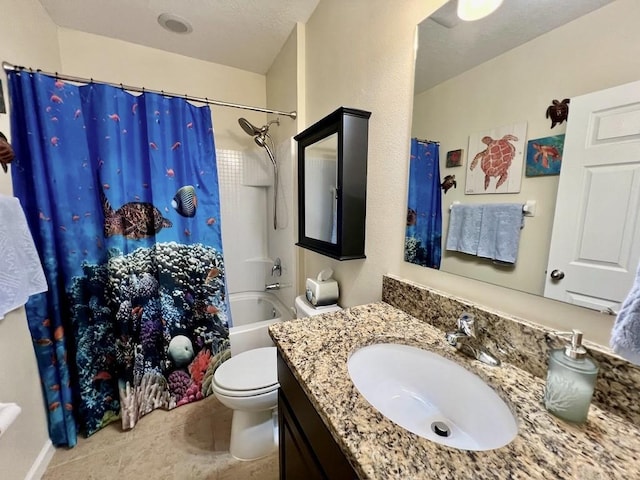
[271,257,282,277]
[265,282,280,291]
[445,313,500,367]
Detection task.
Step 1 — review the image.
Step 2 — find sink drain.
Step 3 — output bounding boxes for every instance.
[431,421,451,437]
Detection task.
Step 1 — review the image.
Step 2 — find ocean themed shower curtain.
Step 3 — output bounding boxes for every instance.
[8,71,231,447]
[405,138,442,269]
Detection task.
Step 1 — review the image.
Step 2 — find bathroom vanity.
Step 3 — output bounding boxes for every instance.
[269,276,640,479]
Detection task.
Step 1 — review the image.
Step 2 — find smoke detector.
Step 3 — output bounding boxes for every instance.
[157,13,193,34]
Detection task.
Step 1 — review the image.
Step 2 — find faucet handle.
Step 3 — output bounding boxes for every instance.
[457,313,476,337]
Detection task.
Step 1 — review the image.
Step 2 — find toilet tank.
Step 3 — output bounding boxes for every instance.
[294,295,342,318]
[228,292,292,357]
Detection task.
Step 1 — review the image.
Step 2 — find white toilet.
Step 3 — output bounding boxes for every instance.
[212,295,341,460]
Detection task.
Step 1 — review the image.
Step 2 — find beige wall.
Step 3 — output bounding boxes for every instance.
[412,0,640,295]
[302,0,623,347]
[57,28,267,152]
[0,1,60,477]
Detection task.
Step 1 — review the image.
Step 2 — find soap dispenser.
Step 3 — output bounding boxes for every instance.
[544,330,598,424]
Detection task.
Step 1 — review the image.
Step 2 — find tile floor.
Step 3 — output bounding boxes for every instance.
[42,395,279,480]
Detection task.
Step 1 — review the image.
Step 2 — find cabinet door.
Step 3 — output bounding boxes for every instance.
[279,396,325,480]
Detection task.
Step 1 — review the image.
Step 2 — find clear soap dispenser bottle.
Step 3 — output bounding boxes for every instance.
[544,330,598,424]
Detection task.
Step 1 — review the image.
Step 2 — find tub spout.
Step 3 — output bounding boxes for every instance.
[265,283,280,291]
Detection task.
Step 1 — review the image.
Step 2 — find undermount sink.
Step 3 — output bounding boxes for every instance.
[347,343,518,451]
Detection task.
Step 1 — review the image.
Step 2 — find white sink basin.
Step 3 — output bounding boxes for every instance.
[347,343,517,451]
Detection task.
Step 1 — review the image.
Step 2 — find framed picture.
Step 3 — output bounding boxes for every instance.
[525,134,565,176]
[465,122,527,194]
[446,149,463,167]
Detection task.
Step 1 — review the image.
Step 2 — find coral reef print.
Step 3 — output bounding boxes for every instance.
[68,243,230,433]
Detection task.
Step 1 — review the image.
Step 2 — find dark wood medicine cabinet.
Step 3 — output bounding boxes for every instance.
[294,107,371,260]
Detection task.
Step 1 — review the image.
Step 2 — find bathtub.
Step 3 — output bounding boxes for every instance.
[228,291,293,357]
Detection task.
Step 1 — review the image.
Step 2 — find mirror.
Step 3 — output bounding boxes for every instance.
[295,107,370,260]
[410,0,636,302]
[304,133,338,244]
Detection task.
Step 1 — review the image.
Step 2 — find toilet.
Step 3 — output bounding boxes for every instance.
[212,295,341,460]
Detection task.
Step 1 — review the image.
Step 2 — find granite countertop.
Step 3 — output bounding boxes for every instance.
[269,302,640,480]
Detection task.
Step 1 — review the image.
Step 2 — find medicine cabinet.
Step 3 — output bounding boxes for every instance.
[295,107,371,260]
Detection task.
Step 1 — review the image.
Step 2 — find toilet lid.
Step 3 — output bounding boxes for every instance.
[214,346,277,391]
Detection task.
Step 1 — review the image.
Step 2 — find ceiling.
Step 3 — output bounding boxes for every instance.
[415,0,615,94]
[38,0,320,75]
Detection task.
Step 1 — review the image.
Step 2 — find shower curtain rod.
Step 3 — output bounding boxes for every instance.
[2,61,297,119]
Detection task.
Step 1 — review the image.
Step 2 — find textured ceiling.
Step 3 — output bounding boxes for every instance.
[38,0,320,75]
[415,0,615,94]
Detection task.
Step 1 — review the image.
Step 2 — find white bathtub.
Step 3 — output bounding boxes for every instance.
[228,291,293,357]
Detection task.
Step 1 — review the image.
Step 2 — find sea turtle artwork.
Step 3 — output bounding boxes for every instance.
[532,143,560,169]
[546,99,570,128]
[101,189,172,239]
[441,175,457,194]
[470,135,518,190]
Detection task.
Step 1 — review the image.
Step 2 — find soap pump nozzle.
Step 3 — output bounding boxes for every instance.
[565,329,587,359]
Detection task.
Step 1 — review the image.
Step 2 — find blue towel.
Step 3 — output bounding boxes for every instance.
[445,204,483,255]
[477,203,524,264]
[611,262,640,366]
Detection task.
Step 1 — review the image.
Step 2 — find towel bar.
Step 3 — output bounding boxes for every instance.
[449,200,537,216]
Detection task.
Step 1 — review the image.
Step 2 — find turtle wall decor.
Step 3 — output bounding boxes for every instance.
[546,99,570,128]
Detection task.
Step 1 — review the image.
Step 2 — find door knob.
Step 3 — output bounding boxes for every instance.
[550,269,565,280]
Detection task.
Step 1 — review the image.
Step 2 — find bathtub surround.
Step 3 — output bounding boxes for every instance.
[382,275,640,425]
[270,288,640,478]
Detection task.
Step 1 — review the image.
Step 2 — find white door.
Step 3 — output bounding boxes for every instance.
[544,79,640,311]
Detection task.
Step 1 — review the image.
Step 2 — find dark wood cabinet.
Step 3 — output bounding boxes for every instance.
[278,352,359,480]
[295,107,371,260]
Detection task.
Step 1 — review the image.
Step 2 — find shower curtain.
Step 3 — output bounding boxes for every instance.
[405,138,442,269]
[8,71,231,447]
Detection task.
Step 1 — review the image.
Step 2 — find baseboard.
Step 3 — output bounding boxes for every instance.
[24,439,55,480]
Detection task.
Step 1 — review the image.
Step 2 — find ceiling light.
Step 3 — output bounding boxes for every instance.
[457,0,504,22]
[157,13,193,34]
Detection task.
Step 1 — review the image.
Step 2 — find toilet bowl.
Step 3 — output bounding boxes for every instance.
[213,347,279,460]
[213,294,341,461]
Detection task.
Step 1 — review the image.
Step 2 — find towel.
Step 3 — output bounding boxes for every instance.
[0,403,21,438]
[0,195,48,319]
[477,203,524,264]
[445,204,483,255]
[610,262,640,365]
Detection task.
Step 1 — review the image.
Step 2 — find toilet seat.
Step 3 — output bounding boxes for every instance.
[213,346,278,397]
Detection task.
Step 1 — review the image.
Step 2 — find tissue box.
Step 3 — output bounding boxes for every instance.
[305,277,339,306]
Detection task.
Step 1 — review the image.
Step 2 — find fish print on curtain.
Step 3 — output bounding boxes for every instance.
[9,71,231,446]
[405,138,442,269]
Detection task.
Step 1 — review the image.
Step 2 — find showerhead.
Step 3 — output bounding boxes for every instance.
[238,117,261,136]
[238,118,280,138]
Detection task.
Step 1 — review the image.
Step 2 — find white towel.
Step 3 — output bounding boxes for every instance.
[0,403,22,438]
[611,262,640,365]
[445,204,483,255]
[476,203,524,264]
[0,195,48,319]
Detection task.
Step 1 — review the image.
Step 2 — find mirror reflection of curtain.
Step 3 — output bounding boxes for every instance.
[305,150,337,243]
[405,139,442,269]
[8,71,231,447]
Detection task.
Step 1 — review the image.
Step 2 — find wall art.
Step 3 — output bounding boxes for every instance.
[526,134,565,176]
[465,122,527,194]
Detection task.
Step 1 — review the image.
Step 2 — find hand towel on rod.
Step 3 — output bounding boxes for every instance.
[0,194,48,319]
[611,261,640,366]
[445,204,483,255]
[476,203,524,264]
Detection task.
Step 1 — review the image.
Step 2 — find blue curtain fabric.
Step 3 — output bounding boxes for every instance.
[405,138,442,269]
[8,71,231,446]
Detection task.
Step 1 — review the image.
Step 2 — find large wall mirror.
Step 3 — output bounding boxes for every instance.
[410,0,639,309]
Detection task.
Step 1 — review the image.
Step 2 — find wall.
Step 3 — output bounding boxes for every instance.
[0,1,60,477]
[412,0,640,295]
[302,0,626,347]
[266,25,302,311]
